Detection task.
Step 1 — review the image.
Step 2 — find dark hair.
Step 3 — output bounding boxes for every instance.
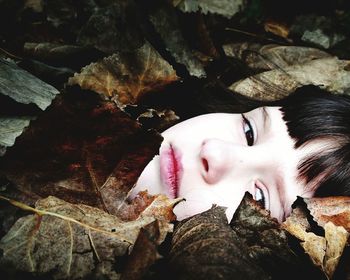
[277,86,350,197]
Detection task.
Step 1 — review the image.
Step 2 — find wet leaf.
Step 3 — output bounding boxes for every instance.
[149,2,206,78]
[68,42,179,108]
[0,58,60,110]
[229,57,350,100]
[0,196,158,279]
[223,43,331,70]
[174,0,245,19]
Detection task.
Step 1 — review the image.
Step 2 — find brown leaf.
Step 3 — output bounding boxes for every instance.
[283,197,350,279]
[229,57,350,101]
[149,2,207,78]
[0,196,157,279]
[0,90,162,213]
[324,222,349,278]
[116,191,181,243]
[264,20,291,39]
[303,196,350,232]
[223,43,331,71]
[68,42,179,108]
[168,194,322,280]
[120,221,161,280]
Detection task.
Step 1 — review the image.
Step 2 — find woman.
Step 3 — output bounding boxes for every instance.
[130,86,350,223]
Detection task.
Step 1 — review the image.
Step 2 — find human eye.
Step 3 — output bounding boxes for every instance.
[255,186,266,209]
[241,114,254,146]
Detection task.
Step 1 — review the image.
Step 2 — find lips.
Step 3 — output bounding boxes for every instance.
[160,144,183,198]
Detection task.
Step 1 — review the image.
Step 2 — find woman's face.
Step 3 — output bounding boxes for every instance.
[130,106,319,222]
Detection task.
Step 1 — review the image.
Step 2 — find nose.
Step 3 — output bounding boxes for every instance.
[199,138,260,184]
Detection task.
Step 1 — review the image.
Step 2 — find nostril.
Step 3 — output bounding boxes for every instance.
[202,158,209,172]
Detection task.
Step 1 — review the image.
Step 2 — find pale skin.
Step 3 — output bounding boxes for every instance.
[130,106,323,222]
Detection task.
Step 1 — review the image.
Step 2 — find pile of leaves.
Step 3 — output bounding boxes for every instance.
[1,0,350,279]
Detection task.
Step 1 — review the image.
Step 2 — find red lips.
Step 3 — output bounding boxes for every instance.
[160,144,183,198]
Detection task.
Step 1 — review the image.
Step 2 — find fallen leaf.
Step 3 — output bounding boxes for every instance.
[264,21,291,39]
[0,90,162,212]
[77,2,144,54]
[24,0,43,13]
[303,196,350,232]
[223,43,331,70]
[229,57,350,100]
[168,194,322,280]
[324,222,349,278]
[68,42,179,108]
[283,198,350,279]
[120,221,161,280]
[23,42,103,69]
[0,116,34,156]
[0,58,60,110]
[174,0,245,19]
[0,196,156,279]
[149,2,207,78]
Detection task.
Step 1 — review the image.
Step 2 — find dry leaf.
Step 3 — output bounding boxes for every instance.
[174,0,245,19]
[68,42,179,108]
[229,57,350,101]
[303,196,350,232]
[149,2,207,78]
[223,43,331,70]
[0,58,60,110]
[264,21,291,39]
[324,222,349,278]
[283,198,350,279]
[301,232,327,269]
[0,196,158,279]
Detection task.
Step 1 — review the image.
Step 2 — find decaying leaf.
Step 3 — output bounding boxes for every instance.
[0,90,162,213]
[120,221,162,280]
[149,2,207,78]
[174,0,245,19]
[0,116,34,156]
[0,195,171,279]
[169,205,269,280]
[229,57,350,100]
[68,42,179,108]
[77,1,144,54]
[168,194,322,280]
[223,43,331,70]
[0,58,60,110]
[283,197,350,279]
[23,42,102,69]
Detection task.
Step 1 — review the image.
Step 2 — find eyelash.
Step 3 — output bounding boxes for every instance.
[241,114,254,146]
